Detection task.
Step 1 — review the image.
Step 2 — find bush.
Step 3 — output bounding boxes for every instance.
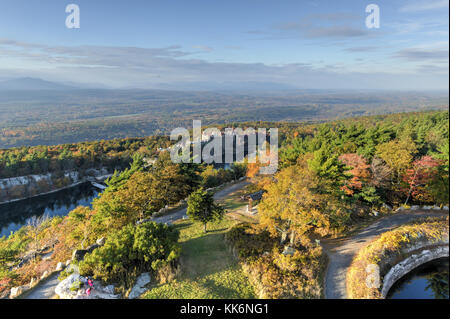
[79,222,180,288]
[226,223,327,299]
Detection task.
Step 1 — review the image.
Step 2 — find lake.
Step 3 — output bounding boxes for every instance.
[0,182,99,237]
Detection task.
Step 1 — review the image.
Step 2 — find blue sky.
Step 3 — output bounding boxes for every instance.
[0,0,448,90]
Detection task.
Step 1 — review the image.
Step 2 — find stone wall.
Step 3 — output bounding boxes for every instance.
[381,243,449,298]
[0,168,109,204]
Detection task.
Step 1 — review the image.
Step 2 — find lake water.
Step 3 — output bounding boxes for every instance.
[388,257,449,299]
[0,183,99,237]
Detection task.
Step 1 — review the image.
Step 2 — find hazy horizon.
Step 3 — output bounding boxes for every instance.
[0,0,448,91]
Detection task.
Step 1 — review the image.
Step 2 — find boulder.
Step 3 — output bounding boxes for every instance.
[9,286,24,299]
[443,206,449,211]
[29,278,38,287]
[72,249,86,261]
[410,205,420,210]
[371,210,379,217]
[72,243,100,262]
[55,273,83,299]
[382,203,393,211]
[56,273,120,299]
[128,273,151,299]
[55,262,65,271]
[102,285,115,295]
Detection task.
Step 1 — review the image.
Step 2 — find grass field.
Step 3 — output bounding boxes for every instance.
[142,216,256,299]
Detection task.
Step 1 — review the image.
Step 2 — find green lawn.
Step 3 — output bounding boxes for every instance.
[219,186,249,211]
[142,217,256,299]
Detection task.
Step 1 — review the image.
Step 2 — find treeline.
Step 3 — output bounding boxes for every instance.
[0,136,170,179]
[224,111,449,298]
[256,110,449,240]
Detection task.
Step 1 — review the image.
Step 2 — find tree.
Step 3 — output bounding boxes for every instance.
[308,146,349,194]
[376,138,417,183]
[26,214,49,258]
[370,157,392,189]
[187,188,224,233]
[403,156,440,205]
[339,153,371,195]
[259,157,351,242]
[79,222,180,287]
[430,141,450,204]
[104,153,144,193]
[68,206,95,249]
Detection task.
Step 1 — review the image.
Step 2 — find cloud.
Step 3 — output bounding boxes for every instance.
[400,0,449,12]
[394,48,449,62]
[191,45,214,52]
[274,12,371,39]
[343,46,379,52]
[278,23,369,38]
[0,38,448,90]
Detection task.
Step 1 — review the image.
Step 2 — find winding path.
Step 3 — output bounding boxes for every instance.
[21,272,60,299]
[22,180,249,299]
[322,210,447,299]
[153,180,249,224]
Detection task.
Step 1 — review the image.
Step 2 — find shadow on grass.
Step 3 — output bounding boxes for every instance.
[173,221,194,231]
[181,232,236,278]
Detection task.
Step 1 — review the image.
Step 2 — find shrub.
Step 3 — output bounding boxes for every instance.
[79,222,180,288]
[225,223,327,299]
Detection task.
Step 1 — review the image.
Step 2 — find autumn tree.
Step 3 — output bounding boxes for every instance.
[403,156,440,205]
[338,153,380,204]
[27,214,49,258]
[68,206,95,249]
[187,188,224,233]
[375,137,417,183]
[339,153,371,195]
[259,157,351,243]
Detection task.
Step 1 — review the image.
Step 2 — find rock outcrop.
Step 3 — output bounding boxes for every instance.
[72,238,105,262]
[128,273,151,299]
[55,273,120,299]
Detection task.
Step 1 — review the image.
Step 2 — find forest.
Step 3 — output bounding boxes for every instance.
[0,110,448,298]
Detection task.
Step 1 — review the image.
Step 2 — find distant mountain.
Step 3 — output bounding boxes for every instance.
[0,77,77,91]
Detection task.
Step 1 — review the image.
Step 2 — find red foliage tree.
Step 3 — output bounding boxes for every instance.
[339,153,371,195]
[403,155,440,205]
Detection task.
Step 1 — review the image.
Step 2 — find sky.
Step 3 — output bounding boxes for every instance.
[0,0,448,90]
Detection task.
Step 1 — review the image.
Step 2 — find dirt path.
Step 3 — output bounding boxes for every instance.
[22,272,60,299]
[153,180,249,225]
[21,180,249,299]
[322,210,447,299]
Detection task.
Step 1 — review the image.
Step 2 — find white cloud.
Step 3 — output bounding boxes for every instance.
[400,0,449,12]
[0,38,448,90]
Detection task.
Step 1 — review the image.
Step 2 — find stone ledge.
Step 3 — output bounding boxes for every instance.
[381,244,449,298]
